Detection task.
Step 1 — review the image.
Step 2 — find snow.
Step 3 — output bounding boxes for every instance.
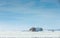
[0,31,60,38]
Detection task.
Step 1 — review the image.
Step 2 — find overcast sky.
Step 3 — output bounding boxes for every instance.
[0,0,60,31]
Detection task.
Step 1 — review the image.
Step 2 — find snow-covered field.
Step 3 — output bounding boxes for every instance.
[0,31,60,38]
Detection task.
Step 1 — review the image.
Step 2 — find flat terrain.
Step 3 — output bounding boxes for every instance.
[0,31,60,38]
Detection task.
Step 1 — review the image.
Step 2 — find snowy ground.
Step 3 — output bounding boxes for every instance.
[0,31,60,38]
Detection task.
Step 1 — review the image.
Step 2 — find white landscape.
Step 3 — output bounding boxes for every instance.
[0,0,60,38]
[0,31,60,38]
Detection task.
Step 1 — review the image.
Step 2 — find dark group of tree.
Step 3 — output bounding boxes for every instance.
[29,27,43,32]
